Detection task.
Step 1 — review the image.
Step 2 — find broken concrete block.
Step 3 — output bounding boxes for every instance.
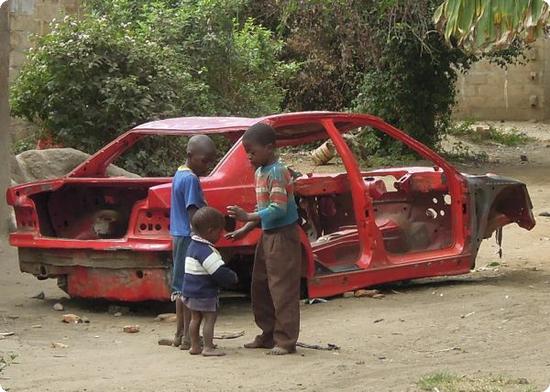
[354,289,380,298]
[154,313,177,322]
[123,325,140,333]
[62,314,81,323]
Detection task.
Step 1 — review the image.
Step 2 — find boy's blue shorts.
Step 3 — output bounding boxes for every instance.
[170,235,192,300]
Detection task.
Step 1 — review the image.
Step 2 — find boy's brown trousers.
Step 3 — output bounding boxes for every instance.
[250,223,301,351]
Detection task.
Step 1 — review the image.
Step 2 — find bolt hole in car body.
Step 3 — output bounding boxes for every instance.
[6,112,535,301]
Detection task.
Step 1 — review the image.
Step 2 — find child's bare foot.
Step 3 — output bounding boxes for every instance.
[202,347,226,357]
[172,335,182,347]
[180,338,191,350]
[266,346,295,355]
[189,346,202,355]
[243,338,274,349]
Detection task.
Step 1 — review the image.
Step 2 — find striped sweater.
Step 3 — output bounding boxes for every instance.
[181,236,238,298]
[255,160,299,230]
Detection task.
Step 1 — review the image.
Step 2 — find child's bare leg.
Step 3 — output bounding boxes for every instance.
[202,311,225,357]
[180,303,191,350]
[173,297,184,347]
[189,310,203,355]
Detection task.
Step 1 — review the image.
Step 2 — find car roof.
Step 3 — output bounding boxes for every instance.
[129,112,354,144]
[131,111,349,132]
[132,116,259,133]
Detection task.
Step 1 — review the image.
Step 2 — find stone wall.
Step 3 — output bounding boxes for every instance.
[9,0,79,82]
[454,39,550,121]
[9,0,80,136]
[1,0,11,238]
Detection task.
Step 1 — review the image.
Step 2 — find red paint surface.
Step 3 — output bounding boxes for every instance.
[6,112,536,301]
[67,267,171,302]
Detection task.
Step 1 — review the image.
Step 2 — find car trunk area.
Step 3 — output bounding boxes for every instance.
[30,181,169,240]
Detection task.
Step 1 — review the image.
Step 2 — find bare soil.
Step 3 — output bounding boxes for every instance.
[1,122,550,392]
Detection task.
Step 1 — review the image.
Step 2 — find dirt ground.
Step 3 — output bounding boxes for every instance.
[1,123,550,392]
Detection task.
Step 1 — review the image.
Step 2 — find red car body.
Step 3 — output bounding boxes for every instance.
[6,112,536,301]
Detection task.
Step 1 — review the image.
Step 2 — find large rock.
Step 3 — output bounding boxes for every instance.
[8,148,139,233]
[10,148,139,184]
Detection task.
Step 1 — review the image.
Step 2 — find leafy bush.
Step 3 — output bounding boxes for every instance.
[10,0,295,161]
[249,0,524,156]
[11,14,207,153]
[11,0,525,168]
[441,141,489,164]
[353,30,467,148]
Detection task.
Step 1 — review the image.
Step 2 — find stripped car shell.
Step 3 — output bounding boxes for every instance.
[6,112,536,301]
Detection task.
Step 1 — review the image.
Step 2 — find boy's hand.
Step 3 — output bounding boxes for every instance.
[225,228,246,241]
[227,205,248,221]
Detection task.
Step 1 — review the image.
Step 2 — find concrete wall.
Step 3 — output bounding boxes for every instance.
[9,0,80,81]
[454,39,550,121]
[1,0,11,238]
[9,0,80,136]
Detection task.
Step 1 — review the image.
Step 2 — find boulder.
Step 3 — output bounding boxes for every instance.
[8,148,139,233]
[10,148,138,184]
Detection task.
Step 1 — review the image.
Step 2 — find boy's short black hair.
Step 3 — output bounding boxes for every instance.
[242,122,276,146]
[191,206,225,236]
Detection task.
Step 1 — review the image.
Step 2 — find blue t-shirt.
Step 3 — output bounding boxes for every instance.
[170,166,206,237]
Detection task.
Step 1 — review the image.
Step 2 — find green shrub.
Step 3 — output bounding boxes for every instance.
[11,14,207,153]
[10,0,295,164]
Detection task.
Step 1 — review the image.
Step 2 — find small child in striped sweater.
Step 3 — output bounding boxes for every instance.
[181,206,238,356]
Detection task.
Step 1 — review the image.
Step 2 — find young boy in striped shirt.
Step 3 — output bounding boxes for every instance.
[227,122,301,355]
[182,206,238,356]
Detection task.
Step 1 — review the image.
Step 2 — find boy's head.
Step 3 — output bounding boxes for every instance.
[242,123,277,168]
[191,206,225,244]
[186,135,217,176]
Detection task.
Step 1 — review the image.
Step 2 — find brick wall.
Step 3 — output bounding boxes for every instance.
[454,38,550,121]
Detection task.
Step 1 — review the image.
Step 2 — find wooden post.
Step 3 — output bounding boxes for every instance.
[0,0,11,239]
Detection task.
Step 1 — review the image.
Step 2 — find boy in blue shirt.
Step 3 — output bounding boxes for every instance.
[227,123,301,355]
[169,135,217,350]
[182,206,238,356]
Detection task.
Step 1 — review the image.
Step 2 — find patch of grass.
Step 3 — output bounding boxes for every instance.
[0,353,18,373]
[448,122,534,146]
[441,141,489,164]
[489,127,533,146]
[417,372,536,392]
[418,372,459,390]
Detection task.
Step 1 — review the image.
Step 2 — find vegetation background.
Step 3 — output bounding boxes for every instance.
[9,0,529,175]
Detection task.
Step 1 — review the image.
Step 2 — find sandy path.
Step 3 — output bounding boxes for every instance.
[1,136,550,391]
